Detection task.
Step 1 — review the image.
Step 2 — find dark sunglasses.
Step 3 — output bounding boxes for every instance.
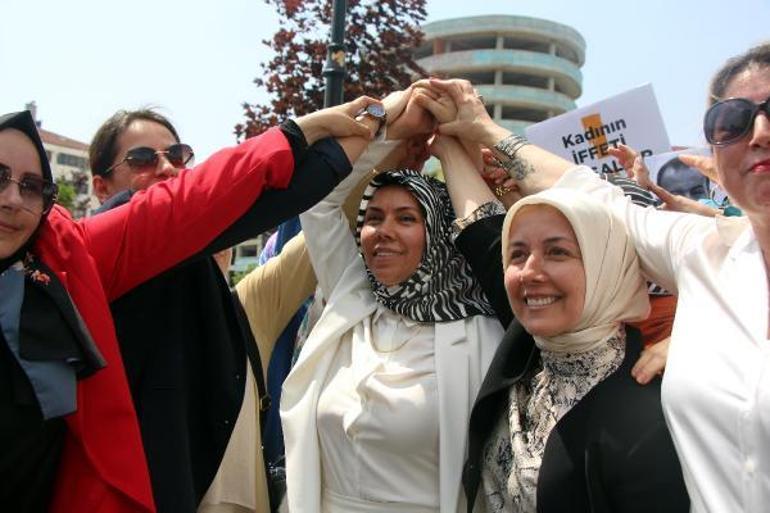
[104,143,194,175]
[0,164,58,214]
[704,95,770,146]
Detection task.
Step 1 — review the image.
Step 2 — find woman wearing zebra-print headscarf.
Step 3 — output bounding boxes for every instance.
[280,95,505,513]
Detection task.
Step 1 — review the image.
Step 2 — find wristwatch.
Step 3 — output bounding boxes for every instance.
[357,103,387,136]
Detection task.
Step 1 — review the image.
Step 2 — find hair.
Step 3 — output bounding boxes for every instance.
[89,108,180,176]
[709,42,770,105]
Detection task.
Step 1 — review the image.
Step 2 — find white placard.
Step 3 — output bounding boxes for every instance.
[526,84,671,174]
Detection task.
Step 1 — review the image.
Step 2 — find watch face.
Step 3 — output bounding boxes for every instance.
[366,103,386,119]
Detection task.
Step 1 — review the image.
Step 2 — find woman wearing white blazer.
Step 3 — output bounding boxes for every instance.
[280,100,504,512]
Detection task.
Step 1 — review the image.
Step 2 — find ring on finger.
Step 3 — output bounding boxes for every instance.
[494,184,512,197]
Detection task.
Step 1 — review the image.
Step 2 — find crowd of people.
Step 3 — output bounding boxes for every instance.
[1,41,768,513]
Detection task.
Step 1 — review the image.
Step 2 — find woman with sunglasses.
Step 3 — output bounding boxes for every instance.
[428,42,770,513]
[0,99,379,513]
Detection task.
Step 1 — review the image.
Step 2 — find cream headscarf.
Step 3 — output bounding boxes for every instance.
[501,188,650,353]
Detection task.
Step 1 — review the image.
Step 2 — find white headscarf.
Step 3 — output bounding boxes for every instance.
[501,188,650,353]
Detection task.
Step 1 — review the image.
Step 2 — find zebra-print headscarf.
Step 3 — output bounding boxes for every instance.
[355,169,495,323]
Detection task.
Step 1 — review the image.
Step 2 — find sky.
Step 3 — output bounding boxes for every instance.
[1,0,769,161]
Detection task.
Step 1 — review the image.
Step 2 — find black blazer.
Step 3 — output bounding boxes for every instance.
[456,214,689,513]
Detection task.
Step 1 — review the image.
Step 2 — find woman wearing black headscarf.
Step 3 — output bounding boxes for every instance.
[0,102,377,513]
[281,116,505,512]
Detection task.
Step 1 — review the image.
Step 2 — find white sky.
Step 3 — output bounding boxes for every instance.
[1,0,768,160]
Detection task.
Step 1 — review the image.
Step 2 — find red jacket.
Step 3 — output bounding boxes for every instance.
[33,128,293,513]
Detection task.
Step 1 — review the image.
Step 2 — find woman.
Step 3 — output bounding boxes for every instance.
[425,131,688,512]
[280,91,504,513]
[0,101,374,513]
[430,41,770,512]
[85,105,377,513]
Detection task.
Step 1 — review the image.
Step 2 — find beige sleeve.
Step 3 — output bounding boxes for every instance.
[235,233,316,376]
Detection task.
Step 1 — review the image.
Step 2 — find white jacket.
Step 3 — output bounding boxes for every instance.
[281,140,503,513]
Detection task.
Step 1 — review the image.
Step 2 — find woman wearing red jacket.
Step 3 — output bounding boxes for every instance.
[0,102,376,513]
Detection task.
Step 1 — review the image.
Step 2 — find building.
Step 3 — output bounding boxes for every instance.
[26,102,95,217]
[414,15,585,135]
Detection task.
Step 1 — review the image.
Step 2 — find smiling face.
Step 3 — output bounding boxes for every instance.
[92,119,180,203]
[712,65,770,218]
[0,129,44,259]
[360,185,426,287]
[503,205,586,337]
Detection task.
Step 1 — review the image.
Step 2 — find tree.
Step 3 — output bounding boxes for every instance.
[55,170,91,219]
[235,0,427,139]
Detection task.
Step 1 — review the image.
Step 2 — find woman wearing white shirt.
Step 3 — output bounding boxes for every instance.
[424,42,770,513]
[280,91,503,513]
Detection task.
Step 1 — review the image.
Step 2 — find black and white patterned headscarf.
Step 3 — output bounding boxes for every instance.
[355,170,494,323]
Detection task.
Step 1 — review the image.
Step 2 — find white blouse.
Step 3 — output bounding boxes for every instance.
[562,166,770,513]
[317,305,440,511]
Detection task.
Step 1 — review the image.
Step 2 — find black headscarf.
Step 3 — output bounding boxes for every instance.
[0,111,54,273]
[355,170,495,323]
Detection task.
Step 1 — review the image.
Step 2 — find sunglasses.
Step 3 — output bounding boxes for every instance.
[104,143,194,175]
[0,164,58,214]
[704,95,770,146]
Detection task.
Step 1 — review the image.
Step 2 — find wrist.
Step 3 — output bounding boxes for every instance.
[480,122,512,148]
[294,116,325,145]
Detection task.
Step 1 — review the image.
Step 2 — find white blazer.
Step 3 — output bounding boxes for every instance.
[282,140,503,513]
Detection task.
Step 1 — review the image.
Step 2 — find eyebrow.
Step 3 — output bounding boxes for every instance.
[510,235,574,246]
[366,205,421,214]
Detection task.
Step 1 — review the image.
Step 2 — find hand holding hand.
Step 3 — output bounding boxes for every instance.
[412,85,458,125]
[387,90,437,140]
[426,78,501,146]
[294,96,382,144]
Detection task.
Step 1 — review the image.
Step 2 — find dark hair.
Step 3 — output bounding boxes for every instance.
[89,108,180,176]
[709,42,770,106]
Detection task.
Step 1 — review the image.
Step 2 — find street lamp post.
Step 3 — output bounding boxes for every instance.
[323,0,347,108]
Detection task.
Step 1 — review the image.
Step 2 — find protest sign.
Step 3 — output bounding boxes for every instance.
[526,84,671,174]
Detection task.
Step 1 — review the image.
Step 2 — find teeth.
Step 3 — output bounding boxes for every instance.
[526,296,557,307]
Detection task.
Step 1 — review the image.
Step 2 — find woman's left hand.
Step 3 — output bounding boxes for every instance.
[631,337,670,385]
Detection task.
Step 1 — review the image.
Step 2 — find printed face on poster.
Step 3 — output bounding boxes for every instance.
[644,148,724,202]
[525,84,671,175]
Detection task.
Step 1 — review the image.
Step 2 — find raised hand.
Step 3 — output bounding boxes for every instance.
[386,87,437,141]
[426,78,501,145]
[295,96,383,144]
[412,86,458,124]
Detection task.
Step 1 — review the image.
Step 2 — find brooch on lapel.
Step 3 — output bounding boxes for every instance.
[23,253,52,286]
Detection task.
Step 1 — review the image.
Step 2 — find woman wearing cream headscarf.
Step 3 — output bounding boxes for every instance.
[424,128,687,512]
[455,187,689,512]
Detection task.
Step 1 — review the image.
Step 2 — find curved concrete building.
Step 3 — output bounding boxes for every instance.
[415,15,585,134]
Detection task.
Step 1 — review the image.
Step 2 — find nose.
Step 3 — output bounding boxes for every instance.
[519,253,545,283]
[154,153,179,178]
[748,110,770,148]
[0,179,25,210]
[375,217,396,240]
